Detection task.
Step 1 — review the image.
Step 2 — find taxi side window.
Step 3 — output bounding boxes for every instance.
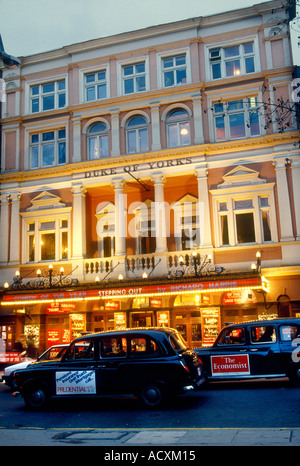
[217,328,246,345]
[66,340,95,360]
[130,337,162,357]
[101,337,127,358]
[280,325,300,342]
[250,326,276,344]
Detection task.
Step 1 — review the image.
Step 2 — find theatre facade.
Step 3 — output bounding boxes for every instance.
[1,0,300,355]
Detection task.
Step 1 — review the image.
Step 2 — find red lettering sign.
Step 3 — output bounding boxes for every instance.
[211,354,250,376]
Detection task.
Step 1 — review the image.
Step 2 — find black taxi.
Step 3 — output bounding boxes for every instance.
[196,318,300,384]
[12,327,206,409]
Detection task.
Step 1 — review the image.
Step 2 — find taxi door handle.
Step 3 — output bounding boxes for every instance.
[250,349,258,352]
[240,349,247,352]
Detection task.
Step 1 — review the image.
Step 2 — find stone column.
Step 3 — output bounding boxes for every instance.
[0,194,10,265]
[9,193,21,265]
[192,95,204,145]
[71,184,87,259]
[152,173,168,253]
[290,155,300,240]
[195,167,212,248]
[150,104,161,151]
[273,157,294,241]
[111,111,120,157]
[112,178,126,256]
[72,116,81,163]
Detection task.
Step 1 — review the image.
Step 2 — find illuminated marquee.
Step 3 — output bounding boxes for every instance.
[1,277,266,305]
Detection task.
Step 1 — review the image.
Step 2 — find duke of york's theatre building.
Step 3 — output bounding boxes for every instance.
[1,0,299,354]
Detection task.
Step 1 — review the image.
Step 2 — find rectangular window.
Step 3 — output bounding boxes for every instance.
[30,129,66,168]
[24,216,69,263]
[214,97,260,141]
[209,42,255,80]
[101,337,127,357]
[250,326,276,343]
[85,70,107,101]
[122,62,146,94]
[162,54,186,87]
[30,79,66,113]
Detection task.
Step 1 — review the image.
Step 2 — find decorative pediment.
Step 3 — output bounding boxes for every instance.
[27,191,66,211]
[217,165,266,189]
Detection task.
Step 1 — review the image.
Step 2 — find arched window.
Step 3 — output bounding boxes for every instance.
[87,122,109,159]
[166,109,190,148]
[126,115,148,154]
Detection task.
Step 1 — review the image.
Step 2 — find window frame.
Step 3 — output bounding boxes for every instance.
[157,49,191,89]
[117,56,149,96]
[207,39,259,81]
[87,122,109,160]
[79,64,110,103]
[30,128,67,169]
[84,69,107,102]
[125,115,149,154]
[21,211,72,264]
[28,77,67,114]
[213,97,261,142]
[166,108,191,148]
[211,184,278,248]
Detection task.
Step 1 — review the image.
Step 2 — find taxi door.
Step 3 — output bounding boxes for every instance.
[247,324,284,377]
[207,325,251,379]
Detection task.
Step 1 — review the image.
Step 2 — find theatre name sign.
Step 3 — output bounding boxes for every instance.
[1,277,268,306]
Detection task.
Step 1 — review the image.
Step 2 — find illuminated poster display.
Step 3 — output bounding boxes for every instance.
[47,329,60,346]
[201,308,221,347]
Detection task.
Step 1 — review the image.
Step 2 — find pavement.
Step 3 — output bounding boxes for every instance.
[0,426,299,446]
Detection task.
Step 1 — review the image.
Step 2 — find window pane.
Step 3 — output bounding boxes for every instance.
[136,76,146,92]
[31,99,39,113]
[221,215,229,245]
[226,60,241,77]
[58,142,66,164]
[42,131,54,141]
[236,212,255,243]
[212,63,221,79]
[43,82,55,93]
[86,86,95,101]
[31,86,39,95]
[163,57,173,68]
[164,70,174,87]
[176,68,186,84]
[229,113,245,138]
[42,143,55,166]
[139,128,148,152]
[249,110,260,135]
[89,122,107,134]
[29,235,35,262]
[250,326,276,343]
[58,93,65,108]
[97,83,106,99]
[31,146,39,168]
[135,62,145,73]
[127,130,137,153]
[98,71,106,80]
[127,116,146,126]
[58,129,66,139]
[243,43,253,54]
[262,211,271,242]
[179,122,190,145]
[124,78,134,94]
[215,116,225,140]
[31,134,39,144]
[43,94,55,110]
[58,80,65,90]
[123,65,133,76]
[167,123,178,147]
[41,233,55,260]
[234,199,253,209]
[224,46,240,58]
[61,231,68,259]
[245,57,255,74]
[86,73,95,83]
[100,136,109,157]
[89,137,100,159]
[175,54,186,66]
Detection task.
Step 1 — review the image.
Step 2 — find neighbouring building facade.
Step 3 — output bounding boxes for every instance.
[0,0,299,356]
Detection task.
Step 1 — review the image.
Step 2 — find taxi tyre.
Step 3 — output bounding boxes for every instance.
[23,381,50,411]
[139,381,166,408]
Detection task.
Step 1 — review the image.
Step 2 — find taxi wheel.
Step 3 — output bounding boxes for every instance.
[24,384,49,410]
[140,383,164,408]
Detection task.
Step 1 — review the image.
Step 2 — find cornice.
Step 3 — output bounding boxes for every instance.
[1,131,299,187]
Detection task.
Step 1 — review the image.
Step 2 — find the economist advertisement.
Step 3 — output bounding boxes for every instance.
[211,354,250,377]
